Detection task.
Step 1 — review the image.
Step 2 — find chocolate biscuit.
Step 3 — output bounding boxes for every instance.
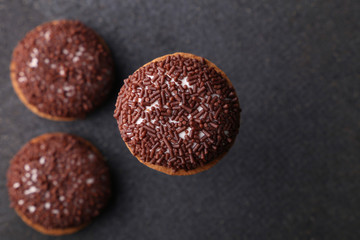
[114,52,241,175]
[10,20,114,121]
[7,133,111,235]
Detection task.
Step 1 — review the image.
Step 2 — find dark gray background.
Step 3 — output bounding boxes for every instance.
[0,0,359,239]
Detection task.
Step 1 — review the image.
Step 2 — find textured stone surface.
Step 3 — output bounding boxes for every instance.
[0,0,359,239]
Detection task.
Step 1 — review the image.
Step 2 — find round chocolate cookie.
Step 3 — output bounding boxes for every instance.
[10,20,113,121]
[7,133,111,235]
[114,52,241,175]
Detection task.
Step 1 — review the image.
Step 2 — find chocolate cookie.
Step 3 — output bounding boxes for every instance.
[10,20,114,121]
[7,133,111,235]
[114,52,241,175]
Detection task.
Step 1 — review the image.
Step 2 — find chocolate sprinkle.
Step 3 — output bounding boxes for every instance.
[12,20,113,118]
[7,133,111,229]
[114,54,241,172]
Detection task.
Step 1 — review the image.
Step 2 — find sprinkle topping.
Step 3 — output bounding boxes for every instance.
[7,133,111,229]
[28,205,36,213]
[114,54,241,172]
[24,186,39,195]
[11,20,114,118]
[44,202,51,209]
[39,156,45,165]
[86,178,95,185]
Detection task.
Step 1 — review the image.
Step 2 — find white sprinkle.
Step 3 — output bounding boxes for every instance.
[21,177,27,182]
[44,202,51,209]
[169,119,179,124]
[179,127,192,139]
[31,169,37,174]
[179,131,186,139]
[24,186,39,195]
[39,156,46,165]
[33,48,39,55]
[180,76,192,89]
[13,182,20,189]
[199,132,205,138]
[51,209,59,214]
[79,45,85,52]
[86,178,94,185]
[88,153,95,160]
[59,196,65,202]
[63,84,75,97]
[64,84,75,95]
[59,69,65,76]
[44,58,50,64]
[31,173,38,182]
[76,51,82,56]
[53,181,58,186]
[28,58,38,68]
[62,49,69,55]
[50,63,56,69]
[19,72,25,76]
[25,173,30,178]
[28,206,36,213]
[73,56,79,63]
[27,181,32,186]
[18,199,24,205]
[63,85,74,91]
[67,37,72,43]
[66,92,74,97]
[24,164,30,171]
[211,93,220,98]
[18,76,27,83]
[136,117,144,125]
[44,31,51,41]
[45,191,50,199]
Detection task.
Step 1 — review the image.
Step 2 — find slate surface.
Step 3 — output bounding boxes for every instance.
[0,0,359,239]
